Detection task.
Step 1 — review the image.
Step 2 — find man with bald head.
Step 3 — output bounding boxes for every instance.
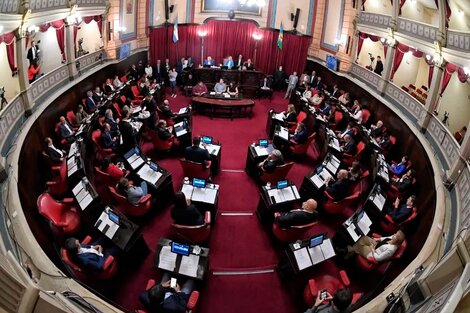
[275,199,318,229]
[325,169,350,201]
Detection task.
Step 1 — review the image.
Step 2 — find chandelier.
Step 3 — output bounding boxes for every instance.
[239,0,266,7]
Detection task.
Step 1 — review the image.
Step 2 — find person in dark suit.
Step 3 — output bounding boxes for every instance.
[27,40,40,65]
[291,122,308,144]
[203,56,215,67]
[244,59,255,70]
[312,76,323,91]
[159,99,175,119]
[141,93,158,130]
[331,84,341,98]
[59,116,75,143]
[64,237,113,271]
[45,137,64,163]
[93,86,104,104]
[258,149,284,174]
[342,134,356,155]
[153,59,164,83]
[325,169,350,201]
[128,64,139,80]
[171,192,204,226]
[156,120,174,142]
[104,109,119,134]
[370,120,385,138]
[118,109,137,153]
[273,65,286,90]
[384,195,416,224]
[374,56,384,76]
[185,136,210,165]
[101,123,119,150]
[85,90,97,112]
[283,104,298,125]
[258,76,273,98]
[235,54,243,69]
[275,199,318,229]
[104,78,115,94]
[304,288,352,313]
[392,169,415,193]
[309,70,318,86]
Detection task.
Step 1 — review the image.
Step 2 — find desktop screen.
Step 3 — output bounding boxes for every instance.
[193,178,206,188]
[316,165,323,175]
[108,210,120,225]
[202,136,213,144]
[149,162,158,171]
[277,180,288,189]
[310,234,324,247]
[171,242,190,256]
[259,139,269,147]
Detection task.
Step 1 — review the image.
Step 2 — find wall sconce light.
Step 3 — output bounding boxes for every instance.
[27,25,39,35]
[252,33,263,41]
[197,30,207,37]
[457,9,465,17]
[334,34,347,46]
[112,21,126,33]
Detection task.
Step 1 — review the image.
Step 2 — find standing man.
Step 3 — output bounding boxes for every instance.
[374,56,383,76]
[153,59,163,83]
[284,71,298,99]
[27,40,40,65]
[273,65,286,90]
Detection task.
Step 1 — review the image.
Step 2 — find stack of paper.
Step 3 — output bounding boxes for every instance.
[127,153,145,170]
[293,247,313,270]
[138,164,162,185]
[179,254,200,277]
[158,246,177,271]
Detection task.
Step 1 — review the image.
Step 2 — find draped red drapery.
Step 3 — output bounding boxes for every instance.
[390,43,424,80]
[149,20,311,75]
[357,32,387,58]
[39,20,66,61]
[74,16,102,51]
[0,32,17,75]
[440,63,467,95]
[433,0,451,28]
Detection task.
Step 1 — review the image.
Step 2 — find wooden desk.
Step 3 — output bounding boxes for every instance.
[256,182,301,222]
[192,96,254,119]
[244,143,274,177]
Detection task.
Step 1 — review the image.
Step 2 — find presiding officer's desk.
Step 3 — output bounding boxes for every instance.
[256,181,301,222]
[245,141,275,176]
[154,238,209,281]
[192,94,255,119]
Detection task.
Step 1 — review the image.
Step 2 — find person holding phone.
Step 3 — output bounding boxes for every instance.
[304,288,352,313]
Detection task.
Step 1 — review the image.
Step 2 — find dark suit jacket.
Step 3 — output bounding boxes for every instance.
[394,176,412,192]
[104,84,114,94]
[47,146,63,163]
[93,93,103,104]
[185,146,210,164]
[75,245,105,271]
[157,126,172,141]
[101,131,116,148]
[86,97,96,112]
[388,204,412,224]
[59,122,74,139]
[244,62,255,70]
[119,120,137,151]
[331,90,340,98]
[27,45,39,62]
[374,61,384,76]
[105,117,119,133]
[343,139,356,155]
[277,210,318,229]
[171,204,204,226]
[326,179,350,201]
[262,159,284,174]
[285,112,297,124]
[292,129,308,144]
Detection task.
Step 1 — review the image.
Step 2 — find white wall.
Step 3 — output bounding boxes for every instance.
[364,0,393,15]
[448,2,470,32]
[392,51,420,88]
[76,21,103,54]
[357,38,385,68]
[414,57,430,90]
[439,75,470,134]
[401,1,437,24]
[0,43,20,101]
[33,28,64,74]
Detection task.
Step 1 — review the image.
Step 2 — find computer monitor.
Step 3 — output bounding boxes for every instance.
[309,234,325,248]
[108,210,120,225]
[316,165,323,175]
[259,139,269,147]
[201,136,213,145]
[149,162,158,171]
[277,180,288,189]
[193,178,206,188]
[171,242,190,256]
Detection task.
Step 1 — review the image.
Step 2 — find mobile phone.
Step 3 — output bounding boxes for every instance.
[170,278,177,289]
[320,288,328,300]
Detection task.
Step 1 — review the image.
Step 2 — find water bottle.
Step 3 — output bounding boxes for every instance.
[184,177,189,184]
[266,182,271,189]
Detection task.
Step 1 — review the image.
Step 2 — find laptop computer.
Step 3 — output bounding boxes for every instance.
[201,136,213,145]
[259,139,269,147]
[193,178,206,188]
[309,233,325,248]
[171,242,190,256]
[277,180,288,189]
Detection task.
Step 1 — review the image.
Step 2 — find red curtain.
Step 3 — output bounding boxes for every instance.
[357,32,386,58]
[440,63,467,95]
[361,0,367,10]
[433,0,451,28]
[399,0,406,15]
[390,42,424,79]
[83,15,103,35]
[39,20,66,61]
[149,20,311,75]
[0,32,17,75]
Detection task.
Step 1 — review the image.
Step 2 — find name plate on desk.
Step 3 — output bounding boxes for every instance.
[267,185,300,204]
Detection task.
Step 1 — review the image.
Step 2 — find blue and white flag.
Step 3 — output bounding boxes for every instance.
[173,15,179,43]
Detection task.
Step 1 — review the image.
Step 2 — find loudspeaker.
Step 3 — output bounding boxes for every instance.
[293,8,300,30]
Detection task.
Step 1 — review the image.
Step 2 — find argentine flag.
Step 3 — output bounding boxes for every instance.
[173,15,179,43]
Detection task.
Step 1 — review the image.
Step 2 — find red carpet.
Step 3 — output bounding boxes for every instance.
[111,89,355,313]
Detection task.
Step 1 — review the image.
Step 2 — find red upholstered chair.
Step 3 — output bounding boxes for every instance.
[60,235,118,281]
[147,129,174,152]
[131,85,144,100]
[259,162,294,185]
[288,111,307,132]
[342,141,365,167]
[356,233,407,272]
[91,129,116,161]
[329,111,344,130]
[323,189,360,216]
[361,109,371,125]
[380,207,418,234]
[113,102,122,119]
[46,161,68,196]
[120,75,127,83]
[303,270,363,307]
[171,211,212,244]
[37,192,80,235]
[180,159,211,180]
[290,132,316,156]
[272,212,318,242]
[108,186,153,217]
[94,166,128,204]
[136,279,200,313]
[386,177,416,199]
[66,110,78,127]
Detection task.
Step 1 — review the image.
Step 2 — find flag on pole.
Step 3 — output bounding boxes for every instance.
[277,22,284,50]
[173,15,179,43]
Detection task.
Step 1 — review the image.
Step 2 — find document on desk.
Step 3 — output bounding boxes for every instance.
[308,245,324,265]
[96,212,119,239]
[207,144,221,156]
[310,174,324,189]
[75,188,87,203]
[371,193,386,211]
[68,163,78,176]
[181,184,194,200]
[346,223,361,242]
[158,246,177,272]
[128,153,145,170]
[131,106,142,114]
[68,143,78,158]
[138,164,163,185]
[321,239,336,260]
[175,124,188,137]
[293,247,313,271]
[357,212,372,235]
[278,127,289,140]
[192,187,217,204]
[329,138,341,152]
[178,254,200,278]
[254,146,269,156]
[273,112,286,121]
[178,107,188,114]
[79,193,93,211]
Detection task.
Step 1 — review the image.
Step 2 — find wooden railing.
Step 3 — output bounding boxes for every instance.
[447,30,470,54]
[397,17,439,44]
[358,12,392,30]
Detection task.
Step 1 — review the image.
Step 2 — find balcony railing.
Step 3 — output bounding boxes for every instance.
[446,30,470,54]
[384,82,426,122]
[29,0,68,12]
[0,95,25,155]
[77,50,105,74]
[358,12,392,30]
[0,0,20,13]
[350,63,381,89]
[397,17,438,44]
[28,65,70,108]
[426,115,460,167]
[456,163,470,231]
[75,0,106,6]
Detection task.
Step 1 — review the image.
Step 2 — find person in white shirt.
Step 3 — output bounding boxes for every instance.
[113,75,123,88]
[145,63,153,79]
[353,105,363,124]
[348,230,405,262]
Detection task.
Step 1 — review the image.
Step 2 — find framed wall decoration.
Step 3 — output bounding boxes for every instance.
[120,0,137,40]
[201,0,262,16]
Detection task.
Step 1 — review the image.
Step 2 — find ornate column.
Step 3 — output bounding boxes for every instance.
[418,58,445,131]
[65,19,78,80]
[0,157,6,182]
[389,0,399,31]
[14,27,33,116]
[436,0,447,46]
[446,120,470,185]
[378,39,395,95]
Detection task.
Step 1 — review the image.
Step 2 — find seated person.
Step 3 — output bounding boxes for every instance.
[302,84,312,99]
[59,116,76,143]
[341,134,356,155]
[384,195,416,224]
[156,120,174,141]
[260,77,272,90]
[321,100,332,116]
[85,90,98,112]
[391,169,415,193]
[338,92,351,107]
[290,122,308,145]
[389,156,409,176]
[192,81,208,96]
[348,161,362,182]
[100,158,126,180]
[159,99,175,119]
[370,120,385,138]
[346,230,405,263]
[45,137,64,163]
[224,55,234,69]
[258,149,284,174]
[117,177,148,205]
[244,59,255,70]
[214,78,227,94]
[304,288,353,313]
[184,73,196,94]
[104,78,115,94]
[283,104,298,126]
[454,126,467,144]
[378,132,392,151]
[105,109,119,134]
[337,122,355,140]
[235,54,243,69]
[185,136,211,166]
[139,272,195,313]
[299,72,310,87]
[226,81,238,96]
[325,169,350,201]
[353,105,363,124]
[101,123,119,150]
[113,75,123,88]
[93,86,104,104]
[171,192,204,226]
[310,92,324,107]
[275,199,318,229]
[75,104,89,124]
[64,237,116,271]
[331,84,341,98]
[203,56,215,67]
[312,76,323,91]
